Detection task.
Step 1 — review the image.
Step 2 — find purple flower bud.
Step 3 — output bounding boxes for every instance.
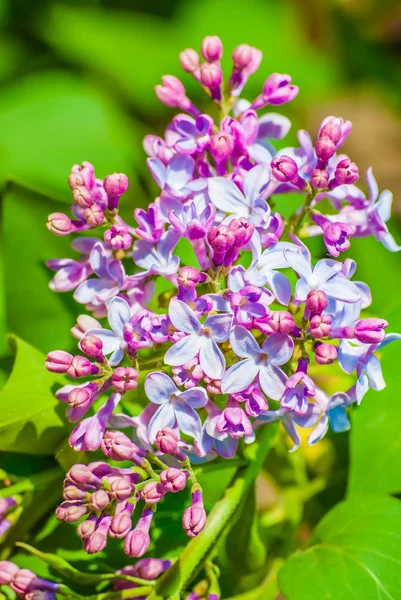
[63,485,88,502]
[182,490,206,538]
[217,406,253,440]
[84,203,104,227]
[67,464,102,487]
[141,481,165,505]
[101,430,143,462]
[67,385,96,421]
[306,290,328,315]
[85,516,111,554]
[313,213,355,257]
[200,63,222,91]
[11,569,39,596]
[130,558,171,580]
[0,497,17,517]
[109,505,133,539]
[155,427,182,457]
[354,318,388,344]
[271,155,298,183]
[210,132,234,162]
[0,561,19,584]
[319,121,342,144]
[309,314,332,338]
[112,367,139,392]
[80,334,104,358]
[201,36,223,62]
[77,515,97,540]
[64,503,88,523]
[208,224,236,266]
[26,591,55,600]
[104,173,129,209]
[332,157,359,186]
[67,355,97,378]
[229,217,255,248]
[160,468,188,493]
[310,168,329,189]
[45,350,73,374]
[155,75,185,106]
[314,342,338,365]
[124,507,153,557]
[46,213,73,236]
[315,136,336,161]
[72,186,93,209]
[179,48,200,73]
[71,315,101,340]
[69,162,95,190]
[177,266,205,291]
[109,477,134,500]
[104,225,133,251]
[89,490,110,512]
[232,44,254,68]
[254,311,295,335]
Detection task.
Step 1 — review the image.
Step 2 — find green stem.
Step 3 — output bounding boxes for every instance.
[148,424,278,600]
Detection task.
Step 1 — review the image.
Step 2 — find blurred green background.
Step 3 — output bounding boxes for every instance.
[1,0,401,592]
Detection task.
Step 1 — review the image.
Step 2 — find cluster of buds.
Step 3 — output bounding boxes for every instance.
[0,561,58,599]
[56,428,205,556]
[208,218,254,269]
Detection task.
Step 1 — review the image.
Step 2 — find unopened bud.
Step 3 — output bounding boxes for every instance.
[45,350,73,374]
[109,477,134,501]
[201,36,223,62]
[89,490,110,512]
[73,186,93,208]
[177,266,205,290]
[46,213,73,236]
[84,203,104,227]
[271,155,298,183]
[160,468,188,493]
[112,367,138,392]
[354,318,388,344]
[179,48,200,73]
[306,290,328,315]
[67,355,97,378]
[71,315,101,340]
[315,137,336,161]
[310,168,329,189]
[314,342,338,365]
[0,561,19,584]
[80,335,104,358]
[109,506,133,539]
[182,490,206,538]
[141,481,165,505]
[309,314,332,338]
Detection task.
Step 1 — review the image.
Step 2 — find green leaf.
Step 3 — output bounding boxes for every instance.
[278,494,401,600]
[0,335,67,454]
[2,184,81,353]
[0,70,142,202]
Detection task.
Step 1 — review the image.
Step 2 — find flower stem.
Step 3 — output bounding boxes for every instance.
[148,424,278,600]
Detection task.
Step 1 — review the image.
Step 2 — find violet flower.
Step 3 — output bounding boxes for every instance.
[69,393,122,451]
[74,242,125,306]
[132,228,180,282]
[145,372,208,441]
[172,113,213,154]
[222,326,293,399]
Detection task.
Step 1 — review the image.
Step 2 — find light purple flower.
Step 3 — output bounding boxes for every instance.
[47,258,92,292]
[74,242,125,306]
[145,372,208,441]
[164,299,231,379]
[172,113,213,154]
[308,388,351,444]
[147,154,202,199]
[132,229,180,281]
[216,404,255,442]
[81,296,132,365]
[284,250,361,304]
[281,370,316,415]
[70,393,121,451]
[256,404,320,451]
[169,201,216,241]
[221,326,293,399]
[134,203,165,244]
[222,109,273,163]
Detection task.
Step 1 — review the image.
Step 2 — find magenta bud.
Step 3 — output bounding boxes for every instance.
[315,136,336,161]
[200,62,222,96]
[68,464,101,487]
[81,335,104,358]
[254,311,295,335]
[68,386,94,413]
[309,314,332,338]
[67,355,96,378]
[109,477,134,501]
[101,430,140,462]
[155,75,186,108]
[177,266,205,290]
[77,516,97,540]
[132,558,171,580]
[0,561,19,584]
[45,350,73,374]
[160,468,188,493]
[182,490,206,538]
[354,318,388,344]
[141,481,165,505]
[104,173,129,204]
[124,529,150,558]
[84,203,104,227]
[110,507,133,539]
[104,225,132,251]
[155,427,180,455]
[89,490,110,512]
[112,367,138,392]
[319,121,341,145]
[72,186,93,208]
[201,36,223,62]
[65,504,88,523]
[210,131,234,162]
[46,212,73,236]
[333,157,359,185]
[71,315,101,340]
[314,342,338,365]
[69,162,95,190]
[310,168,329,189]
[179,48,200,73]
[271,155,298,183]
[229,217,254,248]
[63,485,88,502]
[85,531,107,554]
[11,569,37,595]
[306,290,328,315]
[232,44,253,69]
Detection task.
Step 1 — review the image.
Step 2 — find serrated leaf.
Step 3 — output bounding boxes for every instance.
[279,495,401,600]
[0,336,67,454]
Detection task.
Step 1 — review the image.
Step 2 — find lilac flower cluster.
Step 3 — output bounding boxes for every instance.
[45,36,400,555]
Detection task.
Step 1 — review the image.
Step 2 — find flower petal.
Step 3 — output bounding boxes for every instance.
[169,298,201,334]
[148,403,176,442]
[208,177,249,214]
[221,358,259,394]
[205,313,232,343]
[90,243,112,279]
[164,334,200,366]
[180,386,208,409]
[259,364,287,400]
[107,296,131,336]
[262,334,294,365]
[323,277,361,303]
[230,325,260,358]
[284,250,312,280]
[145,372,177,404]
[264,271,291,305]
[174,403,202,439]
[166,154,194,189]
[80,328,122,355]
[200,338,225,380]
